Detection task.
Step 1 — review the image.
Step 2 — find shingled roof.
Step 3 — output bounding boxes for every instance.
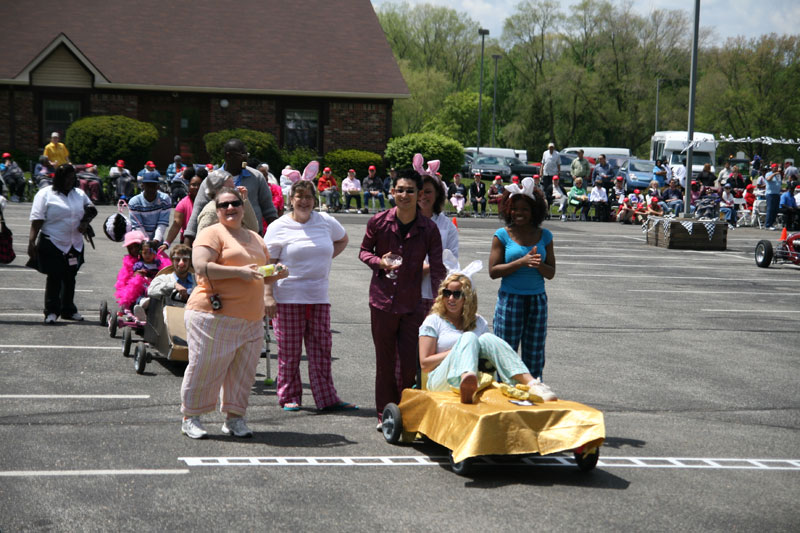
[2,0,409,99]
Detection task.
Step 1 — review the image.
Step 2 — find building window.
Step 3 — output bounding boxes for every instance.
[42,99,81,143]
[285,109,318,150]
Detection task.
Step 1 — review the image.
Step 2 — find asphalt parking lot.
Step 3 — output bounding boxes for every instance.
[1,201,798,532]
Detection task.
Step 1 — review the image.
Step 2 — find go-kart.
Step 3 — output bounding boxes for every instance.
[381,376,605,476]
[755,231,800,268]
[99,300,144,353]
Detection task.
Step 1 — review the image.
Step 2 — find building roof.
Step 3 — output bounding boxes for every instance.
[2,0,409,99]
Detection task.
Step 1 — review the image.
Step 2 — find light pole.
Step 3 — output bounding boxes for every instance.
[655,78,662,132]
[476,28,489,154]
[491,53,501,147]
[684,0,700,218]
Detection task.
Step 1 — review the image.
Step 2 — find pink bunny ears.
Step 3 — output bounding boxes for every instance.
[281,161,320,184]
[412,153,441,180]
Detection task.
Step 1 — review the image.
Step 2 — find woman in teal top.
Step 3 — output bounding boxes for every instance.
[488,178,557,396]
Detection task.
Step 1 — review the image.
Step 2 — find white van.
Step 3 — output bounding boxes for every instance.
[649,131,716,178]
[562,147,630,160]
[465,147,527,163]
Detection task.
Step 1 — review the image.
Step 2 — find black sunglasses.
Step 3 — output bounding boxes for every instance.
[442,289,463,299]
[217,200,243,209]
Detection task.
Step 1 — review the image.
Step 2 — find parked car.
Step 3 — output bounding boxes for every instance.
[461,153,473,176]
[558,153,576,186]
[618,159,655,193]
[470,155,511,181]
[503,156,536,179]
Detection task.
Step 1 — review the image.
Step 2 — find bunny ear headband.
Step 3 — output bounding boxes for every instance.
[504,176,536,199]
[442,249,483,281]
[282,161,319,184]
[412,153,441,185]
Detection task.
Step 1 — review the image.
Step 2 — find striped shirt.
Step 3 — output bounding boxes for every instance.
[128,191,172,242]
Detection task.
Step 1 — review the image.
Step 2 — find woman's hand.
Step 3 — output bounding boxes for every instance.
[27,240,37,260]
[264,294,277,318]
[237,264,263,281]
[236,186,249,200]
[518,246,542,268]
[263,263,289,285]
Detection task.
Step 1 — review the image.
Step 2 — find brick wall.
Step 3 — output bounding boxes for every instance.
[89,93,137,118]
[325,101,391,155]
[209,97,278,137]
[0,88,40,158]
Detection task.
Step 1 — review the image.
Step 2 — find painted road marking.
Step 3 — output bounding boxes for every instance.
[0,469,189,477]
[0,288,93,292]
[0,345,120,350]
[569,274,793,282]
[179,456,800,470]
[0,312,97,317]
[628,290,799,296]
[700,309,800,314]
[0,394,150,399]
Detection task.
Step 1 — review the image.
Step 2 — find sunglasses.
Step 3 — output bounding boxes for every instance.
[217,200,243,209]
[394,187,417,194]
[442,289,463,299]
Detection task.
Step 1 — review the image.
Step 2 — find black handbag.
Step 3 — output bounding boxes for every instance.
[0,209,15,264]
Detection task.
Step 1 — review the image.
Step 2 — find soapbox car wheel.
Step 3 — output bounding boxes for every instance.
[448,451,473,476]
[573,446,600,472]
[99,301,108,326]
[122,327,132,358]
[133,343,147,374]
[108,314,118,338]
[755,240,774,268]
[381,403,403,444]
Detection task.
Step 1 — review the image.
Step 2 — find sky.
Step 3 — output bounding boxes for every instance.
[371,0,799,43]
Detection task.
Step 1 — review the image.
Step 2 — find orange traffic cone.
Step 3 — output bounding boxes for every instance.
[452,216,458,229]
[780,227,787,241]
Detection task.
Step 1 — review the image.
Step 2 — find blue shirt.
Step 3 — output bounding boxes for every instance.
[494,227,552,295]
[780,190,796,209]
[128,191,172,240]
[221,163,253,187]
[765,172,782,195]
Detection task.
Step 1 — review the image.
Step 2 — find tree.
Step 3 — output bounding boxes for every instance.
[392,60,453,136]
[424,91,491,147]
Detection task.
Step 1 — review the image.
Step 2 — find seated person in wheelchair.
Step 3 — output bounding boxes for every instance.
[418,270,556,405]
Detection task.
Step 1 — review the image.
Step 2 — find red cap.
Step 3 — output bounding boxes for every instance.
[650,197,658,203]
[116,159,125,167]
[533,174,540,179]
[368,165,376,170]
[512,176,520,183]
[145,161,155,167]
[551,175,558,180]
[634,189,640,194]
[85,163,93,168]
[206,163,214,170]
[691,180,698,185]
[348,169,355,174]
[494,175,502,181]
[323,167,331,173]
[616,176,623,181]
[2,152,11,159]
[771,163,779,169]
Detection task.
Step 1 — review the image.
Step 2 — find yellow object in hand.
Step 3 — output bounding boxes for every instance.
[258,264,283,277]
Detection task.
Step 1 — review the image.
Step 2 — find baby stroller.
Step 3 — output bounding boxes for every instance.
[695,193,720,219]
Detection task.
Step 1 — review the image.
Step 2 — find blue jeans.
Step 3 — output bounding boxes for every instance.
[667,200,683,214]
[363,191,385,209]
[321,189,340,208]
[765,194,780,227]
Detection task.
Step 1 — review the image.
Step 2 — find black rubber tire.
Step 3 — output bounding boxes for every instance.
[381,403,403,444]
[99,301,108,326]
[574,446,600,472]
[108,314,117,338]
[449,451,473,476]
[755,240,774,268]
[122,327,132,358]
[133,343,147,374]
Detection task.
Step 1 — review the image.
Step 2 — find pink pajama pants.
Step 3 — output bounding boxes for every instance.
[273,303,340,409]
[181,310,263,417]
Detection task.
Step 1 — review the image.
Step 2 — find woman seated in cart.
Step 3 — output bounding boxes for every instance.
[418,271,557,404]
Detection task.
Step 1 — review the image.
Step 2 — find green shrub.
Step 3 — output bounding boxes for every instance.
[323,149,383,178]
[281,147,321,173]
[384,133,463,178]
[66,115,158,168]
[203,129,282,168]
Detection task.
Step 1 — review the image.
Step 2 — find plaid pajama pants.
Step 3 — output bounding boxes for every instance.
[272,303,340,409]
[492,291,548,379]
[181,310,263,417]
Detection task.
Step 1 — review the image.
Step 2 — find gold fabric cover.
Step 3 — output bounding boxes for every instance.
[398,387,605,463]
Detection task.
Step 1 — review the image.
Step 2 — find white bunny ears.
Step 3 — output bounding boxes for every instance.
[504,176,536,199]
[442,249,482,281]
[281,161,319,184]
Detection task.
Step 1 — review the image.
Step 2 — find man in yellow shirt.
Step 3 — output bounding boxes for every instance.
[43,132,70,167]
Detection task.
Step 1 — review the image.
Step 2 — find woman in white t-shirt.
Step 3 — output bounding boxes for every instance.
[264,180,356,412]
[419,272,552,404]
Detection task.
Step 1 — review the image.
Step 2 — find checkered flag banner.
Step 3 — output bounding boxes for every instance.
[641,219,650,233]
[703,221,716,240]
[663,218,671,239]
[680,220,694,235]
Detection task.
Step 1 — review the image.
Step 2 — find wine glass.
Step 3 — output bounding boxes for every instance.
[385,253,403,279]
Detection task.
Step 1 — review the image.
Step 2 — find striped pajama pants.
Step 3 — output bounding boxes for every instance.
[181,310,263,417]
[272,303,340,409]
[492,291,548,379]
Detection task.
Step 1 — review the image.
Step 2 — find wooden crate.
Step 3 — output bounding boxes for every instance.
[645,217,727,250]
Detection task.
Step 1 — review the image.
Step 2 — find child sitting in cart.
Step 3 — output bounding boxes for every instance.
[145,244,195,306]
[115,232,170,314]
[418,267,557,405]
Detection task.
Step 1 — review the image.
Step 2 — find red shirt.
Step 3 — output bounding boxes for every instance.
[318,175,337,192]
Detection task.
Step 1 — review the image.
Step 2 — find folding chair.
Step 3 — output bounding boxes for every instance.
[734,197,751,227]
[752,199,767,229]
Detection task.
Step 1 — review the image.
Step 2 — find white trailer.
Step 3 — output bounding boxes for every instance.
[650,131,716,178]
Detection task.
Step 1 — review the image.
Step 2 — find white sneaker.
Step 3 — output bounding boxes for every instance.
[44,313,57,324]
[63,312,84,321]
[181,417,208,439]
[133,305,146,322]
[561,215,566,221]
[221,417,253,438]
[528,378,557,401]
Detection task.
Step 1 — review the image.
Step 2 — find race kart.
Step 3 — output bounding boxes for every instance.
[755,231,800,268]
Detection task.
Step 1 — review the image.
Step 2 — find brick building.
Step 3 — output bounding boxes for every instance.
[1,0,408,167]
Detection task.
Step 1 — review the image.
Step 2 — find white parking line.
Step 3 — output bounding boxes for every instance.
[179,456,800,470]
[700,309,800,314]
[0,288,93,292]
[0,313,97,317]
[570,274,793,282]
[0,394,150,399]
[0,345,120,350]
[0,469,189,477]
[629,290,799,296]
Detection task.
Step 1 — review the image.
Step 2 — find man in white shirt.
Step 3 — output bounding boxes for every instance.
[540,142,559,205]
[109,159,135,200]
[342,169,365,213]
[672,157,687,188]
